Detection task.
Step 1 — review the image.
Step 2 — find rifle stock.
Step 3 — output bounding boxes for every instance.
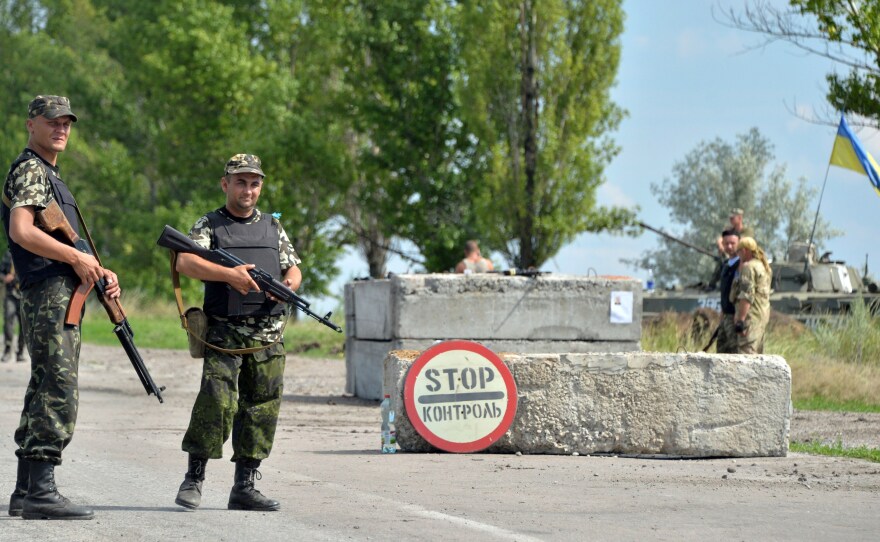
[157,225,342,332]
[37,200,165,403]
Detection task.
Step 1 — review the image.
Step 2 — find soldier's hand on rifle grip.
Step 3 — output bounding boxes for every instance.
[229,264,259,296]
[70,250,104,287]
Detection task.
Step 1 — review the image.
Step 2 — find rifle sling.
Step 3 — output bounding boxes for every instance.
[169,251,284,355]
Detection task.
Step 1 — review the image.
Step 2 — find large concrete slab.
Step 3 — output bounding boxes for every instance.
[346,337,641,399]
[347,274,642,341]
[385,350,791,458]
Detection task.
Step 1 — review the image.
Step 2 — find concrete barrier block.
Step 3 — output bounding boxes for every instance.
[390,274,641,341]
[349,279,393,340]
[385,350,791,458]
[346,338,641,400]
[346,274,642,342]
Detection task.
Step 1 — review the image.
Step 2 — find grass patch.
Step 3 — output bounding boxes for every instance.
[790,440,880,463]
[793,397,880,413]
[80,297,345,358]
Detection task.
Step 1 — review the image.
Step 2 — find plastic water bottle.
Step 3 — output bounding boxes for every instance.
[380,394,397,454]
[646,268,655,294]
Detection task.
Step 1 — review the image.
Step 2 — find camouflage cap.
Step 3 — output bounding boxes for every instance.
[28,95,78,122]
[224,153,264,177]
[730,208,744,216]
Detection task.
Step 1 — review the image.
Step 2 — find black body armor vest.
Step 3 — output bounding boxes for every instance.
[1,150,80,289]
[202,209,283,317]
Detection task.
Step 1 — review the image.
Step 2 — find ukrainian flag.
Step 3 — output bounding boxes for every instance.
[829,115,880,195]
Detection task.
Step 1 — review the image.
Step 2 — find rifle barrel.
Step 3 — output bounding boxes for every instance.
[638,222,718,259]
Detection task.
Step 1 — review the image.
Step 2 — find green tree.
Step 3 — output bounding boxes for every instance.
[721,0,880,126]
[634,128,840,287]
[456,0,634,269]
[332,0,482,275]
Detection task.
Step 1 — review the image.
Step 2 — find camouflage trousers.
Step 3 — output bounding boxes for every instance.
[716,313,738,354]
[14,275,81,465]
[182,322,286,462]
[736,317,767,354]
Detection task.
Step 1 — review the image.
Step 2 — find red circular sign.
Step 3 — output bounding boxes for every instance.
[404,340,517,453]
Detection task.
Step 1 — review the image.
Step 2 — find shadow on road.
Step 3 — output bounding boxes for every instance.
[283,394,375,408]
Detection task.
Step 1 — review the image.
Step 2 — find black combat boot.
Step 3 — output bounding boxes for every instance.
[1,348,10,363]
[175,455,207,509]
[7,457,28,516]
[15,347,25,362]
[21,461,94,520]
[228,460,280,511]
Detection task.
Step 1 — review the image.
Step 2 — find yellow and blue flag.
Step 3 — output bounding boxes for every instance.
[829,115,880,195]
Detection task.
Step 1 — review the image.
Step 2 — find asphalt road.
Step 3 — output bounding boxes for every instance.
[0,345,878,541]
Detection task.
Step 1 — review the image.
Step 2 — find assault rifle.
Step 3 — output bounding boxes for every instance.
[37,200,165,403]
[156,225,343,333]
[490,268,548,277]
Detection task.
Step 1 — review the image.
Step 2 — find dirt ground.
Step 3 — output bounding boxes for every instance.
[0,344,878,541]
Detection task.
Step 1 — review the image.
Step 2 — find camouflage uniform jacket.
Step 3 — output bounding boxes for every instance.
[189,208,300,342]
[731,259,771,329]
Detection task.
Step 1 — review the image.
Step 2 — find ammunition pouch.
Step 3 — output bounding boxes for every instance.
[183,307,208,359]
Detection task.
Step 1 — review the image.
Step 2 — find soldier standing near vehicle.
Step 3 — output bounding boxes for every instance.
[0,250,25,362]
[715,230,740,353]
[3,95,121,520]
[173,153,301,512]
[716,208,753,254]
[732,236,772,354]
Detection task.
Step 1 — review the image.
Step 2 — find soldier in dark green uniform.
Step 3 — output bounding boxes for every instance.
[0,250,25,362]
[3,95,122,520]
[174,154,301,512]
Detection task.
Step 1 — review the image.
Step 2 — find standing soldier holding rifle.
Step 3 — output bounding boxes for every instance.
[172,154,301,512]
[2,95,120,520]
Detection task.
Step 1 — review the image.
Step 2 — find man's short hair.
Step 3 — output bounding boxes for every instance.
[721,229,740,238]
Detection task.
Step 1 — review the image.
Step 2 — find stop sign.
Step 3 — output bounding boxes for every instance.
[404,340,518,453]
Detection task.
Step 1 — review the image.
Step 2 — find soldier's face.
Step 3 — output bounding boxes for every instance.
[27,115,73,156]
[222,172,263,217]
[729,214,743,229]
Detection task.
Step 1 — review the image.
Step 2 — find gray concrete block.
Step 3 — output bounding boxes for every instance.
[385,350,791,458]
[347,274,642,341]
[345,337,641,400]
[348,280,393,340]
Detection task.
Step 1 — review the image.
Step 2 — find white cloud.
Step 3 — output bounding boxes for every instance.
[598,182,637,207]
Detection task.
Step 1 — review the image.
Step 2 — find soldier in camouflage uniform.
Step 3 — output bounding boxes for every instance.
[174,154,301,512]
[3,96,121,520]
[731,236,772,354]
[0,250,26,362]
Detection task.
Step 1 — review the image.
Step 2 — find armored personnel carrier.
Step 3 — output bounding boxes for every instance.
[639,223,879,326]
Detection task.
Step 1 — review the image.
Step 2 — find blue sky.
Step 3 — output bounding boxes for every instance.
[321,0,880,307]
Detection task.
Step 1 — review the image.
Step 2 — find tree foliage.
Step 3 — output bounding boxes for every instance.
[456,0,635,269]
[720,0,880,126]
[634,128,840,287]
[0,0,635,298]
